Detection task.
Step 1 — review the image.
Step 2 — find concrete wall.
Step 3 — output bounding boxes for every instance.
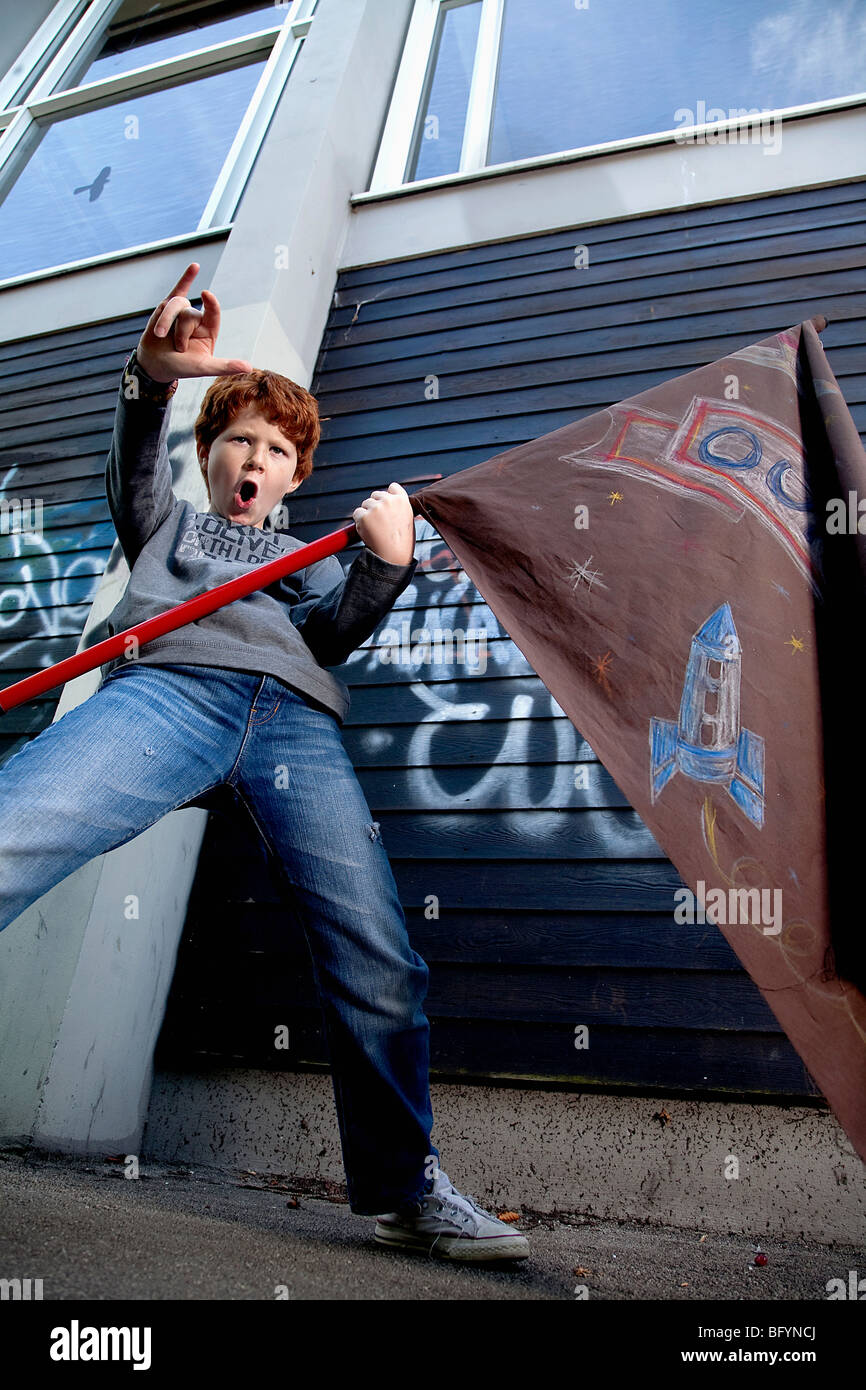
[145,1070,866,1245]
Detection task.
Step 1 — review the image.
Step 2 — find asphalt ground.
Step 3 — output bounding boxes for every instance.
[1,1146,862,1369]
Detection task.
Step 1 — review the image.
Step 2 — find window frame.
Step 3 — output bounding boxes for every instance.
[0,0,317,285]
[369,0,866,195]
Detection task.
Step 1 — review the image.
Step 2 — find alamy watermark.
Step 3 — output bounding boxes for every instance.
[674,881,782,935]
[377,620,489,673]
[826,1269,866,1299]
[0,1276,43,1299]
[826,492,866,534]
[0,497,43,536]
[674,101,782,156]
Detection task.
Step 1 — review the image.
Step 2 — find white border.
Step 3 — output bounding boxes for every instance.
[458,0,502,171]
[362,90,866,203]
[369,0,440,191]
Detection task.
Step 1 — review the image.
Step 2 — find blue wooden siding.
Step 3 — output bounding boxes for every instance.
[0,312,156,767]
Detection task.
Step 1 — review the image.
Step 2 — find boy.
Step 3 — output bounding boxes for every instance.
[0,263,529,1263]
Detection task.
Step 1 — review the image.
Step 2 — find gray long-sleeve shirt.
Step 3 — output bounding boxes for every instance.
[99,370,418,724]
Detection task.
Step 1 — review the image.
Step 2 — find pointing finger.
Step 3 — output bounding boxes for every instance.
[165,261,200,303]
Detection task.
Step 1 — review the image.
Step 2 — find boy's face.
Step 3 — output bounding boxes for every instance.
[197,406,303,528]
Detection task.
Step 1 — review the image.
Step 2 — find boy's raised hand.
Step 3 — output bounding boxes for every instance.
[136,261,253,383]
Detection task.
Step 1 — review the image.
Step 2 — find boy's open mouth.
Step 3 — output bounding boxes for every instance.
[234,478,259,509]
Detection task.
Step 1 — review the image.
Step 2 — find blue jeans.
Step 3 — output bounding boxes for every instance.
[0,661,440,1215]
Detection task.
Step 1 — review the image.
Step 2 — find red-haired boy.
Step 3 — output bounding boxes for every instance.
[0,263,529,1262]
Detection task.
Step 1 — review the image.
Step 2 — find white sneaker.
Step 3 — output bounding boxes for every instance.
[374,1170,530,1262]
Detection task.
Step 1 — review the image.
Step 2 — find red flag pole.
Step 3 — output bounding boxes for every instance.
[0,495,419,714]
[0,485,438,715]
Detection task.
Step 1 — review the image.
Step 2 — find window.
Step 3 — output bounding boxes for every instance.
[60,0,281,89]
[0,0,317,281]
[373,0,866,190]
[408,1,481,183]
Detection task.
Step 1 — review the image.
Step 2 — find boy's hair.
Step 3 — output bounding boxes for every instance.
[194,369,320,498]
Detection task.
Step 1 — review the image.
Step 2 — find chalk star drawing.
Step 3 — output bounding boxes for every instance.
[567,555,608,593]
[591,651,614,692]
[786,633,805,654]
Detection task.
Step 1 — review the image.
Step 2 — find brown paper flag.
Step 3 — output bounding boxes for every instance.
[411,315,866,1164]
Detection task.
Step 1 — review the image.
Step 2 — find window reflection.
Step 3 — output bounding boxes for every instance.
[0,61,265,279]
[64,0,279,89]
[408,0,481,182]
[488,0,866,166]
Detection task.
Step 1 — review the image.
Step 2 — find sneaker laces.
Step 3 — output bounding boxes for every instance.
[431,1174,497,1223]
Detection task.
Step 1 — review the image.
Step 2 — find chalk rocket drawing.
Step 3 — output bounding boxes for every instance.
[649,603,765,827]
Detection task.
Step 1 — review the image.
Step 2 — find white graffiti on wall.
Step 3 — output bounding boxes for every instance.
[350,520,583,809]
[0,501,585,809]
[0,467,106,670]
